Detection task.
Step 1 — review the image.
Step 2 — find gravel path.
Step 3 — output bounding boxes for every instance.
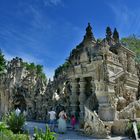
[25,121,129,140]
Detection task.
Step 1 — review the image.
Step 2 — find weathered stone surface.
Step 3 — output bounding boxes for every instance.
[111,119,129,135]
[118,99,140,119]
[0,57,51,120]
[84,106,108,138]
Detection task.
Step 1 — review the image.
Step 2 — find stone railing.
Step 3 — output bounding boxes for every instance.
[118,99,140,119]
[84,106,108,138]
[107,53,120,64]
[109,70,124,82]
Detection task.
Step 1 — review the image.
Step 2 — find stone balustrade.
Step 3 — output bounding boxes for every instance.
[107,53,120,64]
[84,106,108,138]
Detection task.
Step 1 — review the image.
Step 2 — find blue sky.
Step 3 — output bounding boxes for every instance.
[0,0,140,79]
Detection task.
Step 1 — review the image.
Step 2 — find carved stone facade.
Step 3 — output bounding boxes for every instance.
[53,24,139,137]
[67,24,138,121]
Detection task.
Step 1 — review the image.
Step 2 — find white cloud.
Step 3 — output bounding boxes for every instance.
[43,0,63,6]
[44,67,54,80]
[3,52,14,61]
[108,2,140,36]
[4,51,43,64]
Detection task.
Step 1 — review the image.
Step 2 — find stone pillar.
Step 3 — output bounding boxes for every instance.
[91,77,95,94]
[70,78,78,115]
[79,78,86,119]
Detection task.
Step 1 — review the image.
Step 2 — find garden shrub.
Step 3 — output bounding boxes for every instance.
[0,123,29,140]
[137,123,140,137]
[3,111,25,133]
[0,129,14,140]
[0,123,7,131]
[125,121,140,138]
[34,125,57,140]
[125,121,135,138]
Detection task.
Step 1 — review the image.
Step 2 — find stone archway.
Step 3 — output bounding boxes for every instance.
[12,93,26,112]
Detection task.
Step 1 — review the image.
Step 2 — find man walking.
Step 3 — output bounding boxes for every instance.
[48,108,56,132]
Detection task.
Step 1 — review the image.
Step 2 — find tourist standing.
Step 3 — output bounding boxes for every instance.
[48,108,56,131]
[15,108,21,116]
[71,115,76,129]
[58,110,67,133]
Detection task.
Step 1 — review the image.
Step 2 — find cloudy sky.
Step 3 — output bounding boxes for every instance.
[0,0,140,79]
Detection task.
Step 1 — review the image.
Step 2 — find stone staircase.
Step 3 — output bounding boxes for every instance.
[84,106,108,138]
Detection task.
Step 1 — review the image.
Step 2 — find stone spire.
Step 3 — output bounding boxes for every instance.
[106,26,112,42]
[113,28,119,42]
[83,23,95,42]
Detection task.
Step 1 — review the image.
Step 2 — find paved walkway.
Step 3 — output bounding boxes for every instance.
[25,121,129,140]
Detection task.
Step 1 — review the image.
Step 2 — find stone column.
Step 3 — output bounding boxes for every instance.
[91,77,95,94]
[79,78,86,119]
[70,78,78,115]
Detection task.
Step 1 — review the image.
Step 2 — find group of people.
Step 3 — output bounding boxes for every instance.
[48,108,76,133]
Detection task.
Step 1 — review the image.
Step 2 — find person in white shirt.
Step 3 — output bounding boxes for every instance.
[48,108,56,131]
[15,108,21,116]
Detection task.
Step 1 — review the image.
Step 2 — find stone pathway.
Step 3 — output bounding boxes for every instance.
[25,121,129,140]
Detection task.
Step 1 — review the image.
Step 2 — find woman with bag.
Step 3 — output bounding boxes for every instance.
[58,110,67,133]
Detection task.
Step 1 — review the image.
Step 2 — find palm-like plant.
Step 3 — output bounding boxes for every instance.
[3,111,25,133]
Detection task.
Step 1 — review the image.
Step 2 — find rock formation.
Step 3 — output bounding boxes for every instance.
[0,57,51,120]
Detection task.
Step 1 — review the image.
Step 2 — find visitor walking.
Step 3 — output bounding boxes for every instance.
[48,108,56,132]
[71,115,76,130]
[58,110,67,133]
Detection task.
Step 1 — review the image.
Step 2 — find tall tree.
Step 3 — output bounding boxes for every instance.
[0,50,6,73]
[121,35,140,62]
[121,35,140,99]
[106,26,112,42]
[113,28,119,42]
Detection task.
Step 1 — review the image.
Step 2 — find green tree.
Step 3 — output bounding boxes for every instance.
[121,35,140,62]
[22,62,47,81]
[0,50,6,73]
[121,35,140,99]
[36,65,43,75]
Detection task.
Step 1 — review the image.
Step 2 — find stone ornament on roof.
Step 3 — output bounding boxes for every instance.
[83,23,96,42]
